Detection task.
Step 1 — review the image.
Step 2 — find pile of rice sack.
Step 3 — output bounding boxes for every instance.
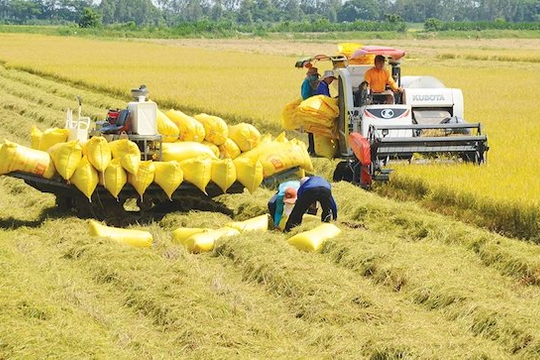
[0,109,312,200]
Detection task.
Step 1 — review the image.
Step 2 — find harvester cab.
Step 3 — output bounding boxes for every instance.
[295,45,489,189]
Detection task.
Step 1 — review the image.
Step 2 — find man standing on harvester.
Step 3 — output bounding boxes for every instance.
[284,176,337,232]
[300,67,320,156]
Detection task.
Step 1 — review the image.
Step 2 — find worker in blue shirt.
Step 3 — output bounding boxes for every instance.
[316,71,337,97]
[301,67,320,100]
[284,176,337,232]
[300,67,319,156]
[268,180,300,229]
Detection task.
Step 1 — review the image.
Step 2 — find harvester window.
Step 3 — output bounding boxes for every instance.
[372,91,394,105]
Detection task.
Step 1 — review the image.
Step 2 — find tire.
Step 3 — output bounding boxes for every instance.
[333,161,354,182]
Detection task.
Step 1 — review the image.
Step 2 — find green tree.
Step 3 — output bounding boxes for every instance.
[237,0,254,23]
[338,0,381,21]
[78,6,100,27]
[424,17,442,31]
[98,0,116,24]
[7,0,42,23]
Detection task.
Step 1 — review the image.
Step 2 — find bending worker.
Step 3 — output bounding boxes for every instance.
[363,55,403,104]
[268,180,300,230]
[284,176,337,232]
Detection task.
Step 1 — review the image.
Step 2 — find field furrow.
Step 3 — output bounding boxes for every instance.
[334,184,540,287]
[9,220,316,358]
[0,67,112,122]
[211,229,509,359]
[0,228,183,359]
[0,88,65,129]
[0,65,122,110]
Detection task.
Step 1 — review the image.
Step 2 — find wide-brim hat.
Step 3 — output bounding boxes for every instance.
[322,70,337,80]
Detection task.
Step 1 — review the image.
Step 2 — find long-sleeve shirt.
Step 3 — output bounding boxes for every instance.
[315,81,330,97]
[363,67,398,92]
[297,176,338,219]
[301,78,315,100]
[274,180,300,227]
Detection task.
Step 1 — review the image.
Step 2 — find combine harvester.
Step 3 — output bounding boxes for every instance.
[294,45,489,189]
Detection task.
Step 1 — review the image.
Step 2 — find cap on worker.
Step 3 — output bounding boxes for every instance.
[322,70,337,80]
[306,67,320,76]
[300,176,309,186]
[284,187,297,203]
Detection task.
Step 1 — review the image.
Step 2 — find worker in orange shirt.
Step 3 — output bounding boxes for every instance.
[363,55,403,104]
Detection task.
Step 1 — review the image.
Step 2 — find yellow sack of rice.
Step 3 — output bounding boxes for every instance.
[165,109,205,143]
[30,126,42,150]
[89,220,152,248]
[281,98,302,130]
[202,141,220,158]
[102,159,127,199]
[172,227,209,246]
[228,123,261,152]
[109,139,140,175]
[48,140,82,180]
[0,140,55,178]
[183,227,240,253]
[218,138,241,159]
[180,157,212,193]
[128,160,155,198]
[157,109,180,142]
[287,223,341,252]
[314,135,338,159]
[233,156,263,194]
[70,156,98,200]
[257,140,313,177]
[84,136,111,172]
[226,214,269,233]
[211,159,236,193]
[38,128,70,151]
[290,138,314,172]
[233,137,275,163]
[299,96,339,119]
[162,142,217,162]
[194,113,229,146]
[153,161,183,199]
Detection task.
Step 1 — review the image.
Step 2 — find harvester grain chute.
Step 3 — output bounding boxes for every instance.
[293,44,489,189]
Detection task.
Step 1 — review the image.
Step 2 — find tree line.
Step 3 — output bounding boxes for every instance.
[0,0,539,27]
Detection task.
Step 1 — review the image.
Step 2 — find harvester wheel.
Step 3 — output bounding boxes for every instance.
[333,161,354,182]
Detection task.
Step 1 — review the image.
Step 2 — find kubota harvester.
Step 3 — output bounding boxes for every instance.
[296,45,489,189]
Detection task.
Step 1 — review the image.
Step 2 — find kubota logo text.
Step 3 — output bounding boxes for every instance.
[412,94,445,101]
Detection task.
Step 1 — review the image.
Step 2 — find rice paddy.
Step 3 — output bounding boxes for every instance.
[1,33,540,357]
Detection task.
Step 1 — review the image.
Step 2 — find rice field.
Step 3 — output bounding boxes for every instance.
[0,33,539,239]
[3,65,540,357]
[2,33,540,357]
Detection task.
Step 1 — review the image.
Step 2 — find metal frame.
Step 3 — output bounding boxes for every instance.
[368,123,488,163]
